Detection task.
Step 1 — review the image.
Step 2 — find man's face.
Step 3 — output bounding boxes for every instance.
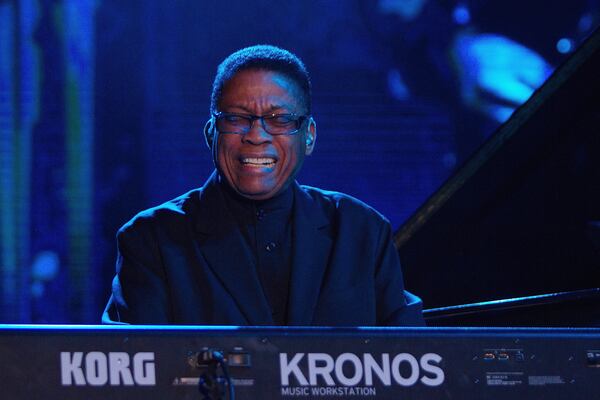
[211,69,315,200]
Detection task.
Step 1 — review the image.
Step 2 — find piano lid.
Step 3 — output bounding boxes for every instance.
[395,27,600,310]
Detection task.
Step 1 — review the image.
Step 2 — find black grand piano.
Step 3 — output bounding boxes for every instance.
[396,27,600,327]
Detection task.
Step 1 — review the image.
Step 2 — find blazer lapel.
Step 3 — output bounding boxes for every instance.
[287,183,332,325]
[191,172,273,325]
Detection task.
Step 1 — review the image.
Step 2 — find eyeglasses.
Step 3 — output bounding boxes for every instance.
[212,112,308,136]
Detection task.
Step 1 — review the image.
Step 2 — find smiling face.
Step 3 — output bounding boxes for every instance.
[208,69,316,200]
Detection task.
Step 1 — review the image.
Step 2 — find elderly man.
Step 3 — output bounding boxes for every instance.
[103,45,424,326]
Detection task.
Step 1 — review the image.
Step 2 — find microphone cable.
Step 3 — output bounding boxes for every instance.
[197,350,235,400]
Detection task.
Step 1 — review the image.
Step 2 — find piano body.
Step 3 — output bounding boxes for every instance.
[396,26,600,325]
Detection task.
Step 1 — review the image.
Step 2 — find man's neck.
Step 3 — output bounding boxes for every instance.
[217,175,294,213]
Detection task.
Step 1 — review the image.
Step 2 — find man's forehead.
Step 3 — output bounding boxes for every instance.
[219,68,307,111]
[225,68,300,89]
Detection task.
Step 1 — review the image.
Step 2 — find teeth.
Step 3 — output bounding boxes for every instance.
[241,157,276,165]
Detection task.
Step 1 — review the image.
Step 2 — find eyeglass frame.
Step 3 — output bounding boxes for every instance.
[211,111,310,136]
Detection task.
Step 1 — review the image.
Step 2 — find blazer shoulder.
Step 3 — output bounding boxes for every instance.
[298,184,390,225]
[118,188,202,235]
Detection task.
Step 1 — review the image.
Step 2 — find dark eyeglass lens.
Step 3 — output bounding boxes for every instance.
[216,114,301,134]
[264,116,298,133]
[222,115,247,127]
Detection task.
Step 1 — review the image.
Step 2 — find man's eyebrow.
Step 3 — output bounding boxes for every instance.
[264,105,288,113]
[225,105,290,114]
[222,105,252,113]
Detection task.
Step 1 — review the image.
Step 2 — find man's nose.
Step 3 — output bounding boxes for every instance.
[242,118,272,145]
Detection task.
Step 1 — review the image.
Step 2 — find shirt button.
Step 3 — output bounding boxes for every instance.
[265,242,277,252]
[256,209,265,220]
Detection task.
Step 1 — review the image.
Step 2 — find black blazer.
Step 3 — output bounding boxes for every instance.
[103,172,424,326]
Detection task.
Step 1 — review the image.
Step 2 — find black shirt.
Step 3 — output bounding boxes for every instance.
[220,182,294,325]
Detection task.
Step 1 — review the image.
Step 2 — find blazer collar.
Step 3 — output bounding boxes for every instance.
[192,171,274,325]
[286,183,332,325]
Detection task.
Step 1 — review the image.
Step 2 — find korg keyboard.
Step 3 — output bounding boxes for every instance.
[1,325,600,399]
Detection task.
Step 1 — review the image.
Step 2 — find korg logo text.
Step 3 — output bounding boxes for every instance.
[60,352,156,386]
[280,352,444,396]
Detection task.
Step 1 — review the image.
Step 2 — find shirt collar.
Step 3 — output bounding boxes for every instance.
[218,176,294,223]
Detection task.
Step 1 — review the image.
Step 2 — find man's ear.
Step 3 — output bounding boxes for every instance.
[203,118,215,149]
[304,117,317,155]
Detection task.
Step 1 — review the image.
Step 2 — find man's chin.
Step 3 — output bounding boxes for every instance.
[236,188,278,201]
[234,182,286,201]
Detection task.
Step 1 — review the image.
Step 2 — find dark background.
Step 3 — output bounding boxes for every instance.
[1,0,597,323]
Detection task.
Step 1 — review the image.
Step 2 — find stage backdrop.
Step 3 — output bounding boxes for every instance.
[1,0,597,322]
